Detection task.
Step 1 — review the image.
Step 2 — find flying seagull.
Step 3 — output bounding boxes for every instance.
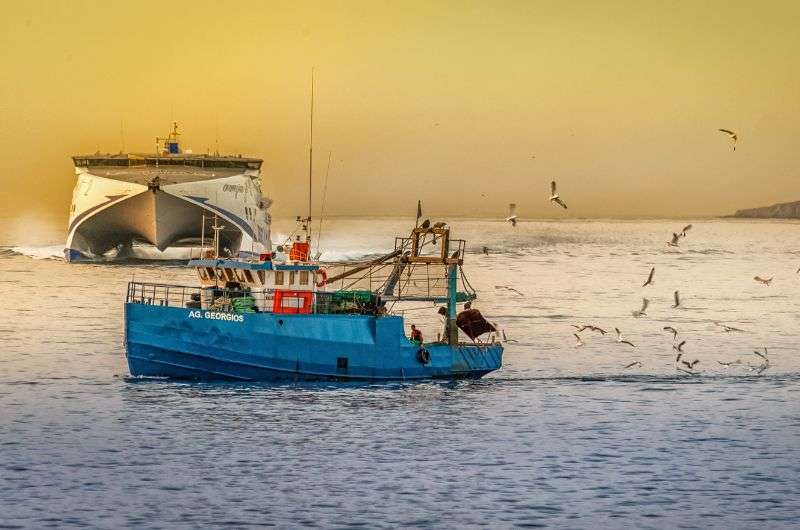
[549,181,568,209]
[632,298,649,317]
[663,326,678,340]
[588,325,607,335]
[718,360,742,367]
[681,359,700,370]
[715,322,744,333]
[753,347,768,361]
[506,203,518,227]
[718,128,738,151]
[642,267,655,287]
[573,333,584,347]
[672,290,681,308]
[667,233,680,247]
[624,361,643,369]
[754,276,773,286]
[614,328,636,347]
[572,324,590,333]
[673,340,686,353]
[495,285,523,296]
[680,224,693,237]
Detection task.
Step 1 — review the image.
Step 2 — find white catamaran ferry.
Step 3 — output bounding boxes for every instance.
[65,122,271,262]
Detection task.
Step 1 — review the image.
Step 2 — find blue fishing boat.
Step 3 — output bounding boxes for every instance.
[124,218,504,381]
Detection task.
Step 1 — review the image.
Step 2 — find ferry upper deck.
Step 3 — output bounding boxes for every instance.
[72,153,263,186]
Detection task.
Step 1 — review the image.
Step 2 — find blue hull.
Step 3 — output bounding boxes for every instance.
[124,304,503,381]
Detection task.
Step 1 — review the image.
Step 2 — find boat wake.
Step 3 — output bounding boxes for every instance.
[0,245,64,260]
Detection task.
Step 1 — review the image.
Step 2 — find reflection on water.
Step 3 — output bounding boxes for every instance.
[1,218,800,528]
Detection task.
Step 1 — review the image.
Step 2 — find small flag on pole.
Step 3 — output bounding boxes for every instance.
[416,200,422,227]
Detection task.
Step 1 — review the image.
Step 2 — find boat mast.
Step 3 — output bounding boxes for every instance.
[447,263,458,345]
[308,67,314,229]
[304,67,315,248]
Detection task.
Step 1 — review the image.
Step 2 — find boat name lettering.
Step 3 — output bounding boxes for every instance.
[188,310,244,322]
[223,184,245,196]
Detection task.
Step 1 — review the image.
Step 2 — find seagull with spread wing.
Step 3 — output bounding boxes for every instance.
[667,233,680,247]
[680,224,693,237]
[549,181,568,209]
[715,322,744,333]
[663,326,678,341]
[614,328,636,347]
[718,128,738,151]
[754,276,773,286]
[632,298,649,317]
[642,267,655,287]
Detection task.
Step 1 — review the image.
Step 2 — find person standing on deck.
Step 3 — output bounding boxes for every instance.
[410,324,423,345]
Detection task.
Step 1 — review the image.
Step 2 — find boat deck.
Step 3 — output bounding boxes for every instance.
[73,154,263,185]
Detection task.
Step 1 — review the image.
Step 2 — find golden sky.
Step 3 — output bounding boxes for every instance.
[1,0,798,225]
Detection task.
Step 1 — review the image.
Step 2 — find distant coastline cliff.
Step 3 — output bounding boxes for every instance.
[732,200,800,219]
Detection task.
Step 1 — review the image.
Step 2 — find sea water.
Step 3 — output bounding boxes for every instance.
[1,218,799,528]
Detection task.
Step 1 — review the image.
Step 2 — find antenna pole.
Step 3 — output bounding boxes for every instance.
[308,67,315,230]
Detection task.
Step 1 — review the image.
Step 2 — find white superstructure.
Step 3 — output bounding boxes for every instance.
[65,124,271,262]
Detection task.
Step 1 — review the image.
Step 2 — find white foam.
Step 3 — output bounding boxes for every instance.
[6,245,64,260]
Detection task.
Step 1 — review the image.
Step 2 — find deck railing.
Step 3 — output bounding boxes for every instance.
[126,282,383,316]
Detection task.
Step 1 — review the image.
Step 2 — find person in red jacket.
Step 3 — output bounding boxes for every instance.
[410,324,423,345]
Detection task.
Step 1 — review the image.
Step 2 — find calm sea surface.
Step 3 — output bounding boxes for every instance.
[1,218,799,528]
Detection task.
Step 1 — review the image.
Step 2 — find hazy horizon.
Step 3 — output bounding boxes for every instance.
[1,0,798,227]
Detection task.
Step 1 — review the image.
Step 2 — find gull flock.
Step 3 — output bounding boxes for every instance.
[491,133,788,375]
[562,223,778,375]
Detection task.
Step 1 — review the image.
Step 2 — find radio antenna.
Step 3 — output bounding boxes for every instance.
[307,67,315,226]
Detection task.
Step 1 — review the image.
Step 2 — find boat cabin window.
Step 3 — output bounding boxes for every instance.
[205,267,215,280]
[274,271,285,285]
[299,270,309,285]
[198,268,208,280]
[234,269,246,283]
[289,271,296,285]
[224,269,235,282]
[244,270,255,284]
[215,268,226,280]
[257,271,265,284]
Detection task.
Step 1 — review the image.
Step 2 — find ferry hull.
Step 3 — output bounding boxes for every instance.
[124,304,503,381]
[66,167,271,262]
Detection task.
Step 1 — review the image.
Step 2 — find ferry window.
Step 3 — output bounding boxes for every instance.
[224,269,235,282]
[257,271,265,284]
[299,271,309,285]
[216,268,226,280]
[274,271,284,285]
[289,271,296,285]
[198,269,208,280]
[206,267,215,279]
[244,270,254,283]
